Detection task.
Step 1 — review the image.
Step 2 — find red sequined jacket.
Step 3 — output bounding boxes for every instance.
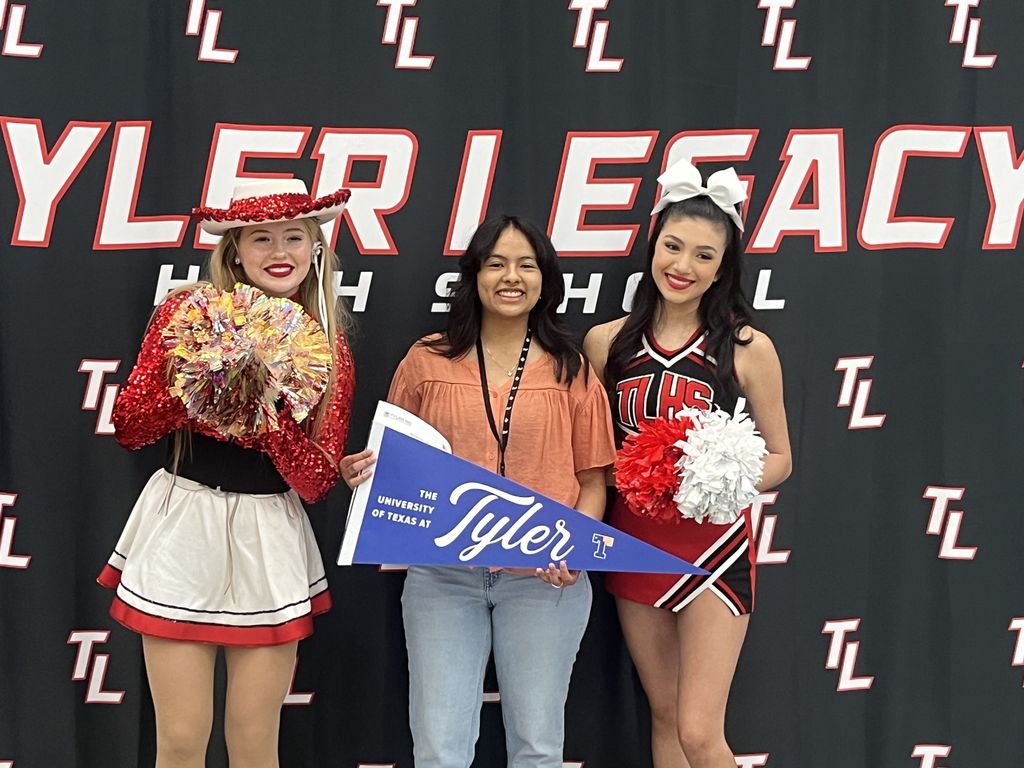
[112,291,355,503]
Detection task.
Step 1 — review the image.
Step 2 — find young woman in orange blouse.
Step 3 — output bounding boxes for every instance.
[344,214,615,768]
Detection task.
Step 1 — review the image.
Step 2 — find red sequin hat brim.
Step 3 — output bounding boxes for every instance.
[192,188,351,235]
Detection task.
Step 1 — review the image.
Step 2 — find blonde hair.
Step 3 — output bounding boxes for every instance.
[168,218,350,468]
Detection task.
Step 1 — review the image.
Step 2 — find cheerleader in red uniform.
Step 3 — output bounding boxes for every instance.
[585,160,792,768]
[98,179,354,768]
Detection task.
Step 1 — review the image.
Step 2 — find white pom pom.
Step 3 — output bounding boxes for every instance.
[672,398,767,524]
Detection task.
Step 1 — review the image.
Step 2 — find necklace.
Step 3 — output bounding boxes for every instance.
[483,345,516,377]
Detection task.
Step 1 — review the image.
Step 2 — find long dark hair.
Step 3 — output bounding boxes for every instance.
[605,196,753,402]
[423,214,584,384]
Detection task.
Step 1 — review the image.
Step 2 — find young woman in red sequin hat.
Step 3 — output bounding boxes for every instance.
[98,179,355,768]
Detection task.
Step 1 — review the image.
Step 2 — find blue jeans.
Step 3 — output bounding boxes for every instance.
[402,565,593,768]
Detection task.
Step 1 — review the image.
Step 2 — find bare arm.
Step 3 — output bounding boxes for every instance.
[573,466,609,521]
[583,319,626,487]
[582,317,625,383]
[735,330,792,491]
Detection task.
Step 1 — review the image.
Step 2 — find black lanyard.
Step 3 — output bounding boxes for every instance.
[475,329,533,477]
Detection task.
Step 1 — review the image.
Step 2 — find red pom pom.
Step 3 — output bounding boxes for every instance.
[615,416,694,524]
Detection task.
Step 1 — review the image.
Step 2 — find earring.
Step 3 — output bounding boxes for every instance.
[233,257,240,265]
[311,242,324,259]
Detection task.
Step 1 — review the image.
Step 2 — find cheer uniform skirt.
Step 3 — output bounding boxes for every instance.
[97,469,331,646]
[605,493,756,616]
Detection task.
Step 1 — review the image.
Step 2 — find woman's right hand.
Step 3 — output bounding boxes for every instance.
[339,449,376,489]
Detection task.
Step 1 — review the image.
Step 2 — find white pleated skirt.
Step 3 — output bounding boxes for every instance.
[98,469,331,646]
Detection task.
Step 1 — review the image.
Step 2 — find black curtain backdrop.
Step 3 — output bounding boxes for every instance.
[2,2,1023,767]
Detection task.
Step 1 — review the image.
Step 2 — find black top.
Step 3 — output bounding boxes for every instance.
[165,432,289,494]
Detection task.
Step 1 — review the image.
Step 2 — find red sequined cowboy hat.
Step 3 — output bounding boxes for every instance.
[192,179,351,236]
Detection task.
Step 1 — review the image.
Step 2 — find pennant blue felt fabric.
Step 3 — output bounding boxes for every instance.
[339,402,705,575]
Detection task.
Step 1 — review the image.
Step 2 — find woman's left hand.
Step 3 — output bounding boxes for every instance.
[535,561,579,589]
[339,448,376,489]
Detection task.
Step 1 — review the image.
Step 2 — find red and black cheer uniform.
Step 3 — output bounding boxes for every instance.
[605,327,756,616]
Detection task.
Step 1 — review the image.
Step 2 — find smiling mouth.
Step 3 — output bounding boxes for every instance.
[264,264,295,278]
[664,273,694,290]
[497,289,525,298]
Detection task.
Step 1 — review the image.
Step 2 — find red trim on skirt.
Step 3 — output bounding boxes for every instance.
[98,565,332,647]
[97,563,121,589]
[605,494,755,615]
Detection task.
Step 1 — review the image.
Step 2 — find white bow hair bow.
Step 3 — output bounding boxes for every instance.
[650,159,747,232]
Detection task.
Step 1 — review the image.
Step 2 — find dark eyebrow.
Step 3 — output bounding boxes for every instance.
[488,252,538,262]
[663,233,720,255]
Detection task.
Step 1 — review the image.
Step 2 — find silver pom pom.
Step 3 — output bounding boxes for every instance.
[671,398,768,524]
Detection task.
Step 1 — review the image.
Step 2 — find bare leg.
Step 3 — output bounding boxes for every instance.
[675,591,749,768]
[143,636,218,768]
[223,642,298,768]
[615,597,691,768]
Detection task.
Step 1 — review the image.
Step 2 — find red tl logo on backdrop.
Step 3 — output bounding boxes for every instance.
[569,0,623,72]
[945,0,996,68]
[835,356,886,430]
[0,492,30,569]
[912,744,953,768]
[377,0,433,69]
[78,360,121,435]
[67,630,125,704]
[822,618,874,691]
[0,0,42,58]
[1009,618,1024,687]
[757,0,811,70]
[921,486,977,560]
[749,491,790,566]
[185,0,237,63]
